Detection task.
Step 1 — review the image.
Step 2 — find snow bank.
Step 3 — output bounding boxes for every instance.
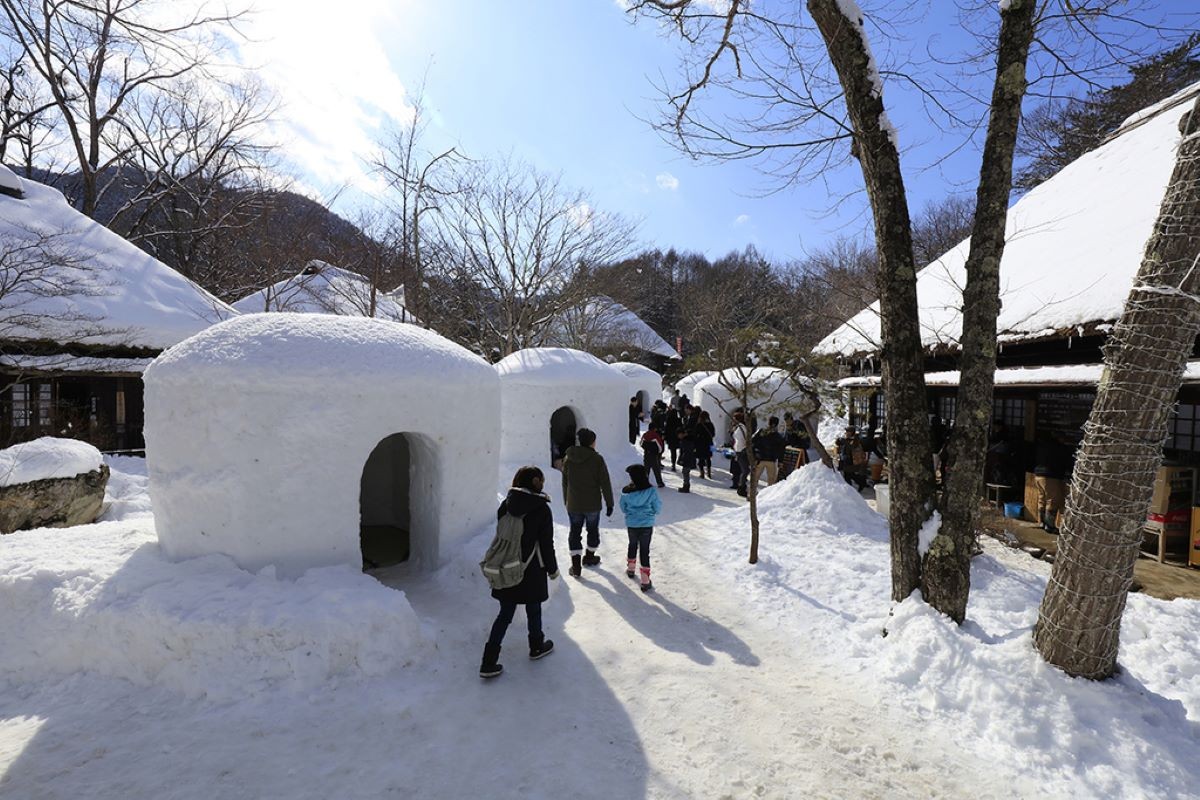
[722,462,1200,798]
[0,175,234,349]
[0,518,424,701]
[0,437,103,487]
[495,347,637,470]
[612,361,662,414]
[145,313,500,577]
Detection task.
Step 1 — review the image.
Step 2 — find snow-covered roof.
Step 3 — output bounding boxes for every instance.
[0,164,24,197]
[0,354,153,375]
[551,296,679,359]
[148,313,492,389]
[837,360,1200,389]
[231,261,418,323]
[495,347,627,386]
[0,175,235,350]
[816,84,1200,358]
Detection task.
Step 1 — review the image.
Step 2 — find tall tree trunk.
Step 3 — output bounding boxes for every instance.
[1035,95,1200,679]
[923,0,1036,623]
[809,0,934,601]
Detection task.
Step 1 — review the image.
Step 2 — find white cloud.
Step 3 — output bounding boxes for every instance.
[734,214,751,226]
[655,172,679,191]
[228,0,416,195]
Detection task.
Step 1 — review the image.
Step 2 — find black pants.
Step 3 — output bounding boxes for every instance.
[699,449,712,476]
[627,526,653,568]
[487,599,542,647]
[644,454,664,486]
[668,442,679,469]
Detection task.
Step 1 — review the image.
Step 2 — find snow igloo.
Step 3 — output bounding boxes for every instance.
[612,362,663,415]
[496,348,635,471]
[674,370,716,403]
[695,367,812,443]
[144,314,500,578]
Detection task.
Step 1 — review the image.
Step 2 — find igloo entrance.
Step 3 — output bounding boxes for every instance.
[360,432,436,571]
[549,406,579,469]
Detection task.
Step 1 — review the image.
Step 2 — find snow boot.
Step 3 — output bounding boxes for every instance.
[626,558,637,579]
[569,554,582,578]
[479,644,503,679]
[639,567,653,593]
[582,550,601,567]
[678,486,690,493]
[529,635,555,660]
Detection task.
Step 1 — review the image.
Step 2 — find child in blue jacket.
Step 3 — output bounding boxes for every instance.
[619,464,662,592]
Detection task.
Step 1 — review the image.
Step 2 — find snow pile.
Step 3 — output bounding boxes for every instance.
[0,437,103,487]
[232,260,418,324]
[495,347,637,470]
[146,313,499,577]
[817,87,1196,356]
[101,454,152,520]
[673,370,713,402]
[0,175,234,349]
[0,520,425,701]
[722,462,1200,797]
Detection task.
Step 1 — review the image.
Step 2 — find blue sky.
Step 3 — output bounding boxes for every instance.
[240,0,1199,265]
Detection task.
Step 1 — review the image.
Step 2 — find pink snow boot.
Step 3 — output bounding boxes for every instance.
[626,559,637,579]
[639,566,653,593]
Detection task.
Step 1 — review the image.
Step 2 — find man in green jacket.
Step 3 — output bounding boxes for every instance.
[562,428,614,577]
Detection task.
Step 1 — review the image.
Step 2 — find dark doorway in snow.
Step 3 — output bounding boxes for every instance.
[360,433,412,570]
[636,390,648,414]
[550,406,578,470]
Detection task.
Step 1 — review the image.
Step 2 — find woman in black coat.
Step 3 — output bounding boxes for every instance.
[480,466,560,679]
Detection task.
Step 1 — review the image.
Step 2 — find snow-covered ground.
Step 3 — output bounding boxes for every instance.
[1,455,1196,798]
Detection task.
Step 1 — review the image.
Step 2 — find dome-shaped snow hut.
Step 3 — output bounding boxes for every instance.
[695,367,813,443]
[674,370,715,403]
[496,348,635,471]
[144,313,500,578]
[611,362,663,415]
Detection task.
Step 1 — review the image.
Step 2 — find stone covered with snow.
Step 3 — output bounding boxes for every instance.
[496,347,636,469]
[144,314,500,578]
[0,437,104,487]
[0,437,108,532]
[612,361,662,414]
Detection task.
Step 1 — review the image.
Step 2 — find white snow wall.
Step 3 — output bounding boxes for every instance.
[144,314,500,578]
[612,361,663,415]
[496,348,638,472]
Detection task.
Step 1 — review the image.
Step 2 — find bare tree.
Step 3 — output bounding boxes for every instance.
[0,56,58,174]
[372,78,463,326]
[0,0,244,217]
[432,158,638,357]
[1034,94,1200,679]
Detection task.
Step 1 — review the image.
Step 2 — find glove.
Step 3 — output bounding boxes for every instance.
[548,571,559,580]
[605,506,613,518]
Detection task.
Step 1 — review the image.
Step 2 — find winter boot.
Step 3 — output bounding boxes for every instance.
[529,635,555,660]
[582,550,601,567]
[479,644,503,679]
[569,554,582,578]
[626,558,637,579]
[1043,512,1060,534]
[639,566,653,593]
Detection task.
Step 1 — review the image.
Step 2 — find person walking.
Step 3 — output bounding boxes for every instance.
[561,428,614,576]
[696,410,716,479]
[480,466,559,679]
[836,426,869,491]
[664,406,682,471]
[1033,432,1070,534]
[731,409,750,496]
[750,416,785,491]
[640,422,667,488]
[677,415,699,493]
[620,464,661,592]
[628,396,642,445]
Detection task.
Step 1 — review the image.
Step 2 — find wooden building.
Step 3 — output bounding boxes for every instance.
[0,167,234,451]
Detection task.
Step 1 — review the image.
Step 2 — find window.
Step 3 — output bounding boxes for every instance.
[993,397,1025,429]
[872,392,887,424]
[1168,403,1200,452]
[38,384,51,427]
[11,384,29,427]
[851,394,870,426]
[938,396,957,425]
